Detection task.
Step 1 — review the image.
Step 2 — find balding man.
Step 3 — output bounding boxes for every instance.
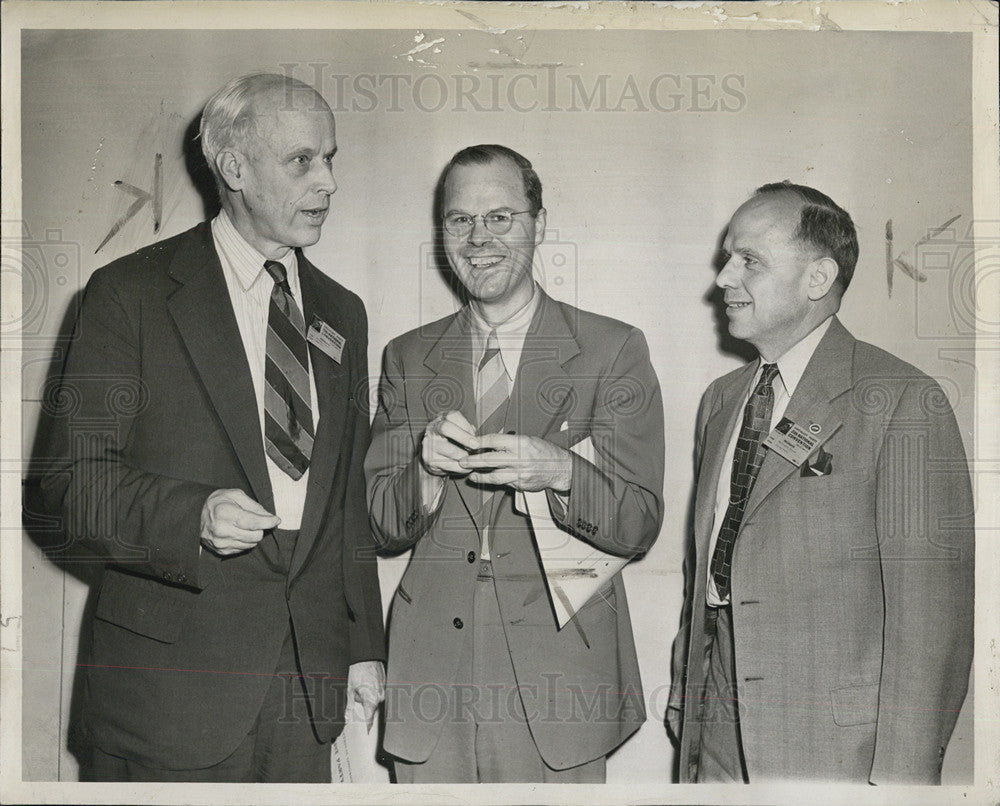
[41,73,384,782]
[667,183,974,783]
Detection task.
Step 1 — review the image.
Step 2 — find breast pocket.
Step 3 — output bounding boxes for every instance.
[94,568,195,644]
[786,467,871,494]
[776,468,874,532]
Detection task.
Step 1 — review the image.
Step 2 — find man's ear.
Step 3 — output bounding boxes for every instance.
[806,256,839,300]
[533,208,547,245]
[215,149,247,193]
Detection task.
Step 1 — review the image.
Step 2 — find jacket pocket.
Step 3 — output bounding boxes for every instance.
[94,568,194,644]
[829,681,880,726]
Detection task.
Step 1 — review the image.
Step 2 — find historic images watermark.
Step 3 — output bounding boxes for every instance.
[278,62,748,115]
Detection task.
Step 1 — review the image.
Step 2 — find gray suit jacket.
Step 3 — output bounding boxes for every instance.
[668,317,974,783]
[365,291,665,770]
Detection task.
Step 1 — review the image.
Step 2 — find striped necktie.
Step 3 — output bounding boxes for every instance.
[476,329,509,435]
[263,260,314,480]
[474,329,511,556]
[709,363,779,600]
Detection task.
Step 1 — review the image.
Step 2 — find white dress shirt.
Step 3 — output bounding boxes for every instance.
[212,210,319,530]
[705,317,833,606]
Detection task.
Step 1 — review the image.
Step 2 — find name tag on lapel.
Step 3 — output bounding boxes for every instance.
[307,316,345,364]
[762,417,822,466]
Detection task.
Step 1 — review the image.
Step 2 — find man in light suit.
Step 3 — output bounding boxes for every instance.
[667,182,974,783]
[365,144,664,782]
[40,73,384,781]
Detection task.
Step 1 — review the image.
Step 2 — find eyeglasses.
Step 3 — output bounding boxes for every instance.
[443,209,534,237]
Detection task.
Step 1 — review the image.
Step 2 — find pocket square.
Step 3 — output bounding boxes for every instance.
[801,446,833,477]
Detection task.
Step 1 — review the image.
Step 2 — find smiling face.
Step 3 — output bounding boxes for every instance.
[716,193,825,360]
[442,158,545,322]
[219,88,337,259]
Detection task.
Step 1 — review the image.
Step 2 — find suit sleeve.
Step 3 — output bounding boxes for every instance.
[666,381,716,743]
[365,338,441,553]
[545,326,665,557]
[340,301,387,664]
[38,267,218,589]
[869,378,974,784]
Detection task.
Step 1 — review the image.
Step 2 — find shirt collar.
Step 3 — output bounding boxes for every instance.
[764,316,834,398]
[212,209,299,296]
[469,284,541,381]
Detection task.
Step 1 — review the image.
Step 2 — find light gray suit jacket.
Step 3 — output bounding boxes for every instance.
[366,292,665,770]
[669,317,974,783]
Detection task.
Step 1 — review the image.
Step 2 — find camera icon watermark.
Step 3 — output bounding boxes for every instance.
[1,220,82,342]
[911,218,1000,340]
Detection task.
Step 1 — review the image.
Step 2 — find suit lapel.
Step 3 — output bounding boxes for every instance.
[421,307,480,525]
[506,293,581,440]
[743,317,854,520]
[166,223,274,512]
[288,255,350,581]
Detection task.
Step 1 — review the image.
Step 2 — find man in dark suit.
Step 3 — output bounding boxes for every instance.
[667,182,974,783]
[40,73,384,782]
[365,144,664,782]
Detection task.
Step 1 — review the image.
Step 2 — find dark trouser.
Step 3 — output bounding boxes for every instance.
[82,529,331,783]
[695,605,749,783]
[394,561,606,783]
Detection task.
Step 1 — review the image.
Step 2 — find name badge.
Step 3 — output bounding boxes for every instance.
[762,417,822,466]
[307,316,345,363]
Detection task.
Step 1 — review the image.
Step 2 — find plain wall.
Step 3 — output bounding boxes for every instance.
[18,27,976,782]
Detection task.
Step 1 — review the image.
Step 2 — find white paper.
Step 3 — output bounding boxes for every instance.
[330,699,387,783]
[516,436,629,629]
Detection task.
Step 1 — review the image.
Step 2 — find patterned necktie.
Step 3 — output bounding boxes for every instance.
[263,260,314,480]
[710,363,780,600]
[474,329,510,555]
[476,329,509,435]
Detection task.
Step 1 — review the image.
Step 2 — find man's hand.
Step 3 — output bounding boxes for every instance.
[199,489,280,556]
[420,410,478,477]
[347,660,386,732]
[459,433,573,493]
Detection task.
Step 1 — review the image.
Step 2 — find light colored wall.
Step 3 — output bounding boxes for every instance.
[19,28,975,782]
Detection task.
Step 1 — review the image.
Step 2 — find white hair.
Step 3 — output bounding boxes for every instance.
[199,73,329,188]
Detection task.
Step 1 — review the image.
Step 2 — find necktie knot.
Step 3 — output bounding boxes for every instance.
[758,362,779,390]
[264,260,291,295]
[480,329,501,371]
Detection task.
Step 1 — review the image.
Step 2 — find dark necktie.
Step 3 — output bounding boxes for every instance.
[709,363,780,600]
[263,260,314,480]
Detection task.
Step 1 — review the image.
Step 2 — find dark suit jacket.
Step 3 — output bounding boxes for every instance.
[365,291,665,770]
[40,222,384,769]
[668,317,974,783]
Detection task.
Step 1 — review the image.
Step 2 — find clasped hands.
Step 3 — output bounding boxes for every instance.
[420,410,572,493]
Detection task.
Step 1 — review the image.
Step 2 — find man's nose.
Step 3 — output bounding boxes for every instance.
[467,216,493,246]
[716,256,739,289]
[314,162,337,196]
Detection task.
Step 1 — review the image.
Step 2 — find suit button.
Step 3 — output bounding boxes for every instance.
[453,618,464,629]
[467,551,476,563]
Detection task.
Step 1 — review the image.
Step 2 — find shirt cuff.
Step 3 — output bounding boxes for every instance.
[420,470,446,514]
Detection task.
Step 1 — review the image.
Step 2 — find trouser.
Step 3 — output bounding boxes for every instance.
[82,529,331,783]
[695,605,749,783]
[394,561,606,783]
